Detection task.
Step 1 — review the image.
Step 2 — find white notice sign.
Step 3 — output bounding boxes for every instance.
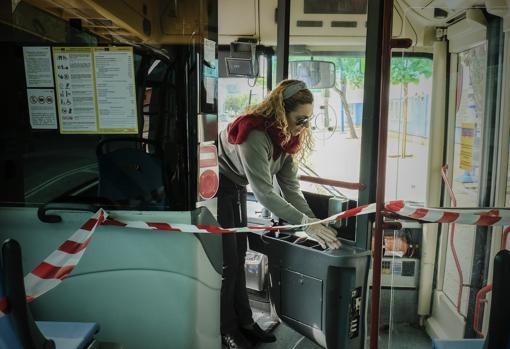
[26,89,57,129]
[54,48,97,133]
[204,77,216,104]
[23,47,54,88]
[94,48,137,130]
[204,38,216,68]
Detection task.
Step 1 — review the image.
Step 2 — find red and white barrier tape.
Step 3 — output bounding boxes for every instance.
[0,209,106,317]
[1,200,509,318]
[104,201,510,233]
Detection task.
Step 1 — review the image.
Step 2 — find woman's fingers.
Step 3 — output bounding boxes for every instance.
[317,239,327,249]
[316,225,341,249]
[304,223,342,250]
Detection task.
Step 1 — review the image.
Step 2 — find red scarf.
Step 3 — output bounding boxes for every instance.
[227,114,301,160]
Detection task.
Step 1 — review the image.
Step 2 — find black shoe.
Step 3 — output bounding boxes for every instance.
[240,323,276,343]
[222,331,253,349]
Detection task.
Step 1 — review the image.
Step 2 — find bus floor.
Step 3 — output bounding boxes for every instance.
[251,322,432,349]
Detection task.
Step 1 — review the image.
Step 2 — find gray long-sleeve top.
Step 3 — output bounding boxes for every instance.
[218,128,315,224]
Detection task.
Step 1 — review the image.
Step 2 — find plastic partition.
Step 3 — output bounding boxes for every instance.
[0,207,222,349]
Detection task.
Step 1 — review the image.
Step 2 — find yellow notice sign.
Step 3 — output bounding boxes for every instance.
[460,122,475,171]
[53,47,138,134]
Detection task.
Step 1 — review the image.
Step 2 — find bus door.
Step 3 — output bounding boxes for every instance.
[428,6,507,340]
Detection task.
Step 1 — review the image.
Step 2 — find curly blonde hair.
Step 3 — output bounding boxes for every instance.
[244,79,313,158]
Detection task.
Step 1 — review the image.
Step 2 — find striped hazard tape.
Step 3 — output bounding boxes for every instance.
[104,201,510,232]
[385,201,510,226]
[0,209,107,317]
[1,200,509,318]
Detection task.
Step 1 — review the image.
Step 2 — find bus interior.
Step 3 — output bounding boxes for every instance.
[0,0,509,349]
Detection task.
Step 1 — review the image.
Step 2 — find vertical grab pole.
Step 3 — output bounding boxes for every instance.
[370,0,394,348]
[275,0,290,83]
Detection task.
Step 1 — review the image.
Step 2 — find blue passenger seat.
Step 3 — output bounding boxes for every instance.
[0,238,99,349]
[96,137,169,210]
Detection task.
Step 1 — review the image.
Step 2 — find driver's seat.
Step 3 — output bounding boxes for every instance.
[96,137,169,210]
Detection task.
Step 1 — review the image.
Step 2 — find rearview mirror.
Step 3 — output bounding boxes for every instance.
[289,60,336,89]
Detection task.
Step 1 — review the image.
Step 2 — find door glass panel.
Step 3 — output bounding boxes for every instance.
[384,51,433,349]
[386,55,433,202]
[443,43,488,316]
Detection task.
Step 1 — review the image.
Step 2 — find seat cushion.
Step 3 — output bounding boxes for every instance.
[432,339,485,349]
[36,321,99,349]
[0,314,23,349]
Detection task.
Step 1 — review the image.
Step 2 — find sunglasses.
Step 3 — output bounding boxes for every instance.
[295,116,312,127]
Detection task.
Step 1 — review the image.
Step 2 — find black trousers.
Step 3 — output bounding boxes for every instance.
[217,173,253,334]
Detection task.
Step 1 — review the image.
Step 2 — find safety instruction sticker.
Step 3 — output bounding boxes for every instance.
[26,89,57,129]
[54,47,97,132]
[52,47,138,134]
[23,46,54,88]
[460,122,475,171]
[94,48,138,131]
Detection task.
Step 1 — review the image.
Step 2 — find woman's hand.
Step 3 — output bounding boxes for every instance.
[302,217,342,250]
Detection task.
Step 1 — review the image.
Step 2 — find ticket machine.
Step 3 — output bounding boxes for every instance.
[249,228,370,349]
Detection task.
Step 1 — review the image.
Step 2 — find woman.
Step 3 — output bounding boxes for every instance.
[217,79,341,349]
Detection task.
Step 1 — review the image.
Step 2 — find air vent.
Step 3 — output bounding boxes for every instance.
[296,20,323,28]
[331,21,357,28]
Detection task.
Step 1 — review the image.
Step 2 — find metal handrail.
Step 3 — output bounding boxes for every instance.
[370,0,395,346]
[440,164,467,318]
[298,175,366,191]
[502,226,510,250]
[473,284,493,337]
[298,164,347,199]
